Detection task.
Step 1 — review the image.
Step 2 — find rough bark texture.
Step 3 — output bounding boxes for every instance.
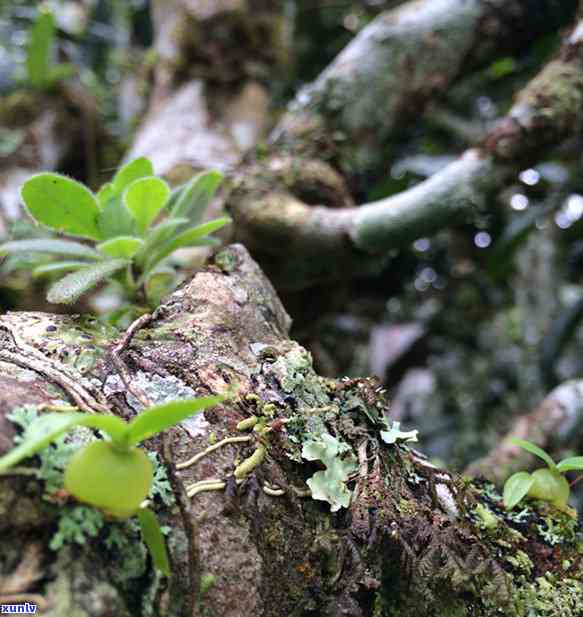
[1,246,582,617]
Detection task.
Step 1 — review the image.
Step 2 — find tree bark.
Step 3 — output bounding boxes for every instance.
[1,245,582,617]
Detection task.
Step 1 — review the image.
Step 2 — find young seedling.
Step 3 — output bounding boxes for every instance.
[0,157,229,321]
[503,437,583,512]
[0,396,223,575]
[25,7,75,91]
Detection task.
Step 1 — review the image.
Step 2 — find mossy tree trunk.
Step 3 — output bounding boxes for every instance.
[1,245,582,617]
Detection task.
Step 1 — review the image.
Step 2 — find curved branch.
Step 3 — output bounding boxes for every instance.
[229,14,583,287]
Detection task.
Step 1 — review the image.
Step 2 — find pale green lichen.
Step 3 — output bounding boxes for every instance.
[302,433,357,511]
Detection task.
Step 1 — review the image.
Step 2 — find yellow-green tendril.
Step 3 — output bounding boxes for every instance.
[234,444,266,480]
[176,436,252,470]
[237,416,258,431]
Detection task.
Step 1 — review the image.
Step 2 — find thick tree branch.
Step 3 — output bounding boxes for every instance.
[1,246,582,616]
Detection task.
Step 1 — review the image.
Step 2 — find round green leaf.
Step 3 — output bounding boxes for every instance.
[65,441,152,518]
[503,471,534,510]
[112,158,154,195]
[123,177,170,235]
[98,236,144,259]
[21,173,102,239]
[528,468,570,508]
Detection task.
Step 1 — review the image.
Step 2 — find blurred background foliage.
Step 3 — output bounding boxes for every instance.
[2,0,583,493]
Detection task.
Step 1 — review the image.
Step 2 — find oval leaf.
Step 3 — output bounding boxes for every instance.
[170,170,223,222]
[47,259,128,304]
[0,412,128,473]
[503,471,535,510]
[98,236,144,259]
[509,437,557,470]
[112,158,154,195]
[127,396,224,446]
[21,173,102,240]
[0,238,101,260]
[123,177,170,235]
[137,508,170,576]
[557,456,583,473]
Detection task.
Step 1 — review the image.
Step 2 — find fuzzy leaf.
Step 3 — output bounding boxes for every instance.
[137,508,170,576]
[170,170,223,222]
[126,396,224,446]
[97,237,144,259]
[138,217,189,261]
[0,238,101,260]
[21,173,102,240]
[112,158,154,195]
[557,456,583,473]
[46,259,128,304]
[503,471,535,510]
[26,8,54,88]
[510,438,557,470]
[33,261,89,277]
[145,218,230,271]
[380,421,419,445]
[0,412,129,473]
[302,433,357,512]
[123,177,170,235]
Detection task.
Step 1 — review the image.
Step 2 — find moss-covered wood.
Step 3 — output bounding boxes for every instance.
[1,245,582,617]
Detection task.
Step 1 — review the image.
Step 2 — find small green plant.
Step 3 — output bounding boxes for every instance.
[25,6,75,90]
[0,157,229,317]
[0,395,223,575]
[503,438,583,511]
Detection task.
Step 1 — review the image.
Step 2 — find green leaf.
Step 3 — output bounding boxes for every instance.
[302,433,357,512]
[97,237,144,259]
[46,63,76,84]
[96,183,116,207]
[21,173,102,240]
[26,8,54,88]
[170,170,223,222]
[137,508,170,576]
[46,259,128,304]
[510,438,557,470]
[380,421,419,445]
[33,261,89,277]
[145,218,230,271]
[0,412,129,473]
[0,238,101,260]
[112,158,154,195]
[123,177,171,235]
[126,396,224,446]
[96,194,137,239]
[503,471,534,510]
[139,217,189,260]
[557,456,583,473]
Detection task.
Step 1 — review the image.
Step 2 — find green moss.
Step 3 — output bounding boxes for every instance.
[510,573,583,617]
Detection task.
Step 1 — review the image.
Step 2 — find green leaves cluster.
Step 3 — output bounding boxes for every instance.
[302,433,357,512]
[0,395,223,575]
[0,157,229,312]
[503,438,583,511]
[25,7,75,91]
